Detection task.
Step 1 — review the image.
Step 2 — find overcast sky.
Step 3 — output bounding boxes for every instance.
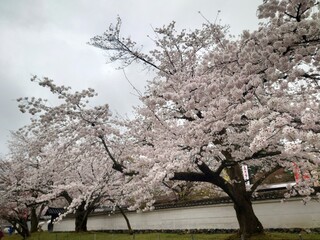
[0,0,262,156]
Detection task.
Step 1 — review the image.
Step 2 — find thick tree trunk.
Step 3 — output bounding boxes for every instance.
[30,207,38,233]
[227,163,264,237]
[233,194,263,237]
[74,202,93,232]
[75,212,88,232]
[173,161,265,237]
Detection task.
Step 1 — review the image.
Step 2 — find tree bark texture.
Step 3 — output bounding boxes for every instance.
[233,190,263,236]
[74,202,92,232]
[227,163,264,237]
[30,207,38,233]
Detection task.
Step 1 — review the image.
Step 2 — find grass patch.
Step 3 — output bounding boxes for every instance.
[227,232,320,240]
[3,231,320,240]
[264,232,320,240]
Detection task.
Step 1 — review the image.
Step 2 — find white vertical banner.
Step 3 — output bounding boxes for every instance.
[241,164,250,186]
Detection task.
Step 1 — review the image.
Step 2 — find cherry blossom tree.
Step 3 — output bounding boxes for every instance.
[7,132,54,233]
[0,156,36,239]
[14,78,132,232]
[90,0,320,237]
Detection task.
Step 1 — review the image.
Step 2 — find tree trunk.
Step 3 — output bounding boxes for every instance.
[227,163,264,237]
[75,202,92,232]
[173,161,265,237]
[30,207,38,233]
[9,219,30,240]
[75,212,88,232]
[233,193,263,237]
[116,205,133,234]
[20,219,31,239]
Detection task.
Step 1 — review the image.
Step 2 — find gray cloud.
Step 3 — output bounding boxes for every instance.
[0,0,262,155]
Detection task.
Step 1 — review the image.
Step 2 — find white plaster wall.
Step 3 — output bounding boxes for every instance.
[87,203,238,231]
[53,218,74,231]
[52,198,320,231]
[253,199,320,229]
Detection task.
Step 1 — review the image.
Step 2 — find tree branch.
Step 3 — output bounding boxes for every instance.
[59,190,73,204]
[171,172,212,182]
[98,135,124,172]
[249,165,282,193]
[245,150,282,161]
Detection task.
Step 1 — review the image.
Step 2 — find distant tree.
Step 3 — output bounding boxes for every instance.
[90,0,320,237]
[0,157,35,239]
[15,78,132,232]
